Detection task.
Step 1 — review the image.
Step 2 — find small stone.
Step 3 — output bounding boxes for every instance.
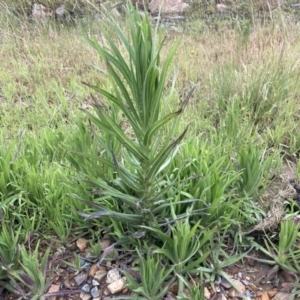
[81,283,90,293]
[91,286,100,298]
[110,8,121,18]
[83,263,91,272]
[126,268,141,283]
[79,292,92,300]
[77,238,89,251]
[103,287,111,296]
[166,291,177,300]
[237,272,242,279]
[92,279,100,286]
[169,282,179,294]
[245,290,252,298]
[106,261,112,267]
[94,270,107,282]
[227,288,237,298]
[227,280,246,298]
[74,272,88,286]
[63,277,72,288]
[268,290,278,298]
[107,278,126,294]
[261,291,269,300]
[100,239,113,250]
[89,264,100,277]
[47,284,60,300]
[241,280,249,286]
[221,295,227,300]
[230,268,240,275]
[273,292,290,300]
[220,278,232,289]
[80,258,86,267]
[204,287,211,299]
[106,268,121,284]
[98,265,107,271]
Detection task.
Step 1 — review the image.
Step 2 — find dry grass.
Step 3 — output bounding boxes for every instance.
[1,9,300,150]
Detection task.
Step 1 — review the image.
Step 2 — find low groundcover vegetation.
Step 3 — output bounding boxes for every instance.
[1,1,300,299]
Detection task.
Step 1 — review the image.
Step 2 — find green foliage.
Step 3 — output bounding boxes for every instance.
[87,240,102,259]
[250,218,300,274]
[62,253,83,273]
[125,246,175,300]
[198,233,248,292]
[0,223,22,281]
[176,278,205,300]
[3,241,52,300]
[146,220,212,275]
[74,5,196,233]
[236,146,274,198]
[144,219,214,294]
[1,2,300,298]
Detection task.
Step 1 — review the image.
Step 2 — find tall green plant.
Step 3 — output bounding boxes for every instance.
[74,6,195,231]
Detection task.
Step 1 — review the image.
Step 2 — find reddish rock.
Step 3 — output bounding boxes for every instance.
[261,291,269,300]
[268,290,278,298]
[88,264,100,277]
[47,284,60,300]
[76,238,89,251]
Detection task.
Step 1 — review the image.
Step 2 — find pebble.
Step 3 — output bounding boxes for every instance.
[268,290,278,298]
[83,262,91,271]
[88,264,100,277]
[273,292,290,300]
[220,295,227,300]
[204,287,211,299]
[92,279,100,286]
[106,268,121,283]
[245,290,252,298]
[79,292,92,300]
[80,258,86,267]
[75,272,88,286]
[220,278,232,289]
[241,280,249,286]
[81,283,90,293]
[100,239,113,250]
[47,284,60,300]
[107,278,126,294]
[261,291,270,300]
[94,270,107,282]
[91,286,100,298]
[227,280,246,298]
[77,238,89,251]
